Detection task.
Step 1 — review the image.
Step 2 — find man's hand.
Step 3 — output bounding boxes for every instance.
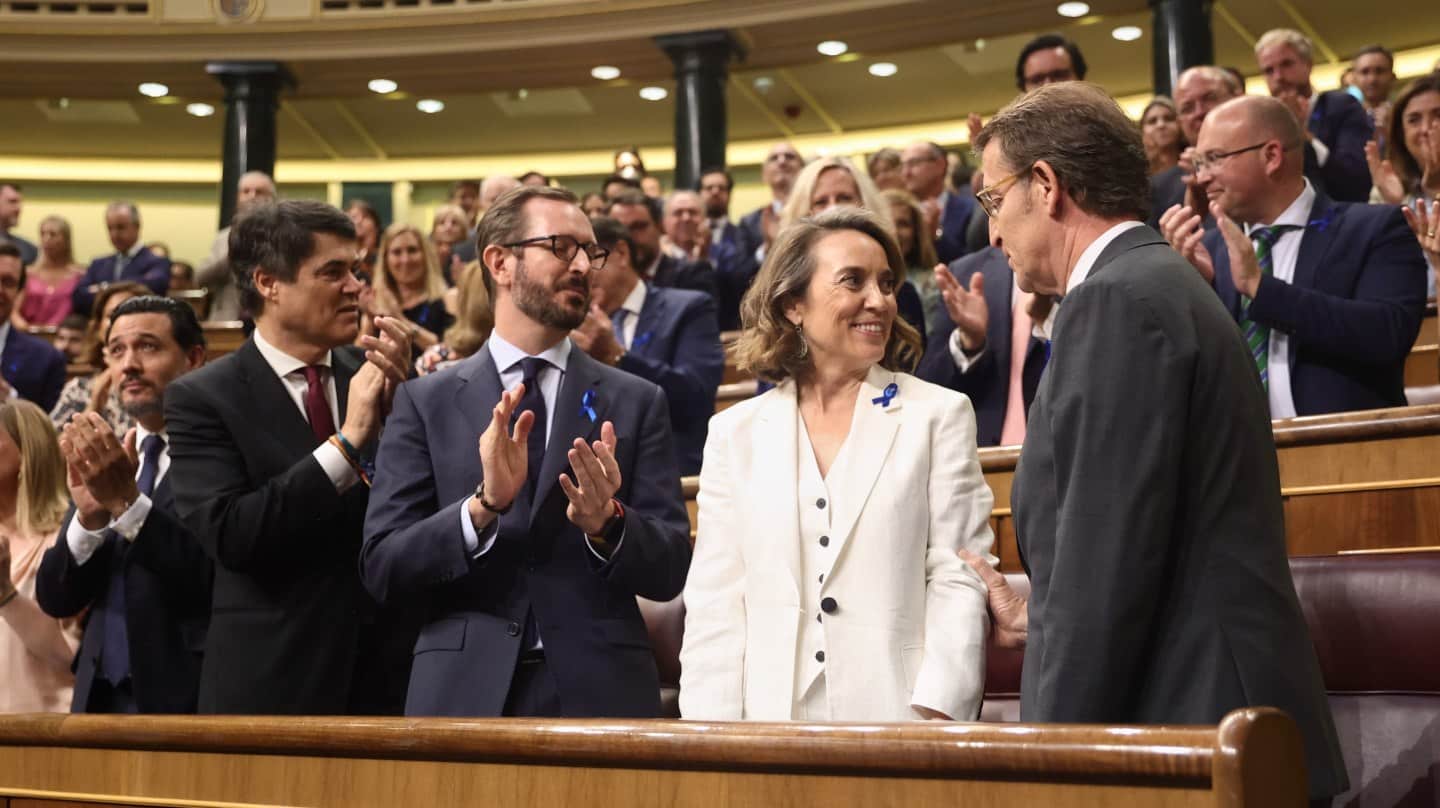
[357,315,412,417]
[1178,146,1210,214]
[475,382,535,521]
[1275,88,1312,130]
[1366,140,1406,204]
[1158,203,1217,283]
[60,414,140,519]
[934,266,989,352]
[966,112,984,142]
[958,548,1027,649]
[1210,201,1263,299]
[559,421,622,536]
[571,304,624,365]
[65,461,110,531]
[339,362,386,448]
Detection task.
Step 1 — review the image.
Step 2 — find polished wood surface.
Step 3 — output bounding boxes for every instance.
[715,379,759,413]
[0,710,1302,808]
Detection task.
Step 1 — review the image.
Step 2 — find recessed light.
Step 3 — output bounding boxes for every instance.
[368,78,398,94]
[1112,25,1143,41]
[868,62,898,78]
[138,82,169,98]
[817,40,848,57]
[1056,2,1090,17]
[186,103,216,117]
[416,98,445,114]
[639,86,668,101]
[753,76,775,94]
[591,65,621,81]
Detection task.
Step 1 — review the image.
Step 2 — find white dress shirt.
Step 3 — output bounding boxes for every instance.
[1245,179,1316,420]
[1031,220,1147,342]
[66,423,170,565]
[612,281,647,350]
[251,329,358,492]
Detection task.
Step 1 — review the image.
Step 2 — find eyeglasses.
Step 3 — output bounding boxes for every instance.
[976,165,1031,218]
[1191,140,1299,174]
[1023,69,1076,89]
[502,234,609,270]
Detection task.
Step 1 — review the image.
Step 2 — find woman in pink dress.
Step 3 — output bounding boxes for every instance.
[14,216,83,328]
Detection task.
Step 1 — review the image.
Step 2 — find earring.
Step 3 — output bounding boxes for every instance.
[794,321,809,361]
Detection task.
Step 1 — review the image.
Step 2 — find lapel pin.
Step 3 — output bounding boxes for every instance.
[871,382,899,408]
[633,331,653,348]
[579,389,598,423]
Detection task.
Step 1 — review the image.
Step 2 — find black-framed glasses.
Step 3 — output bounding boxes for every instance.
[502,234,609,270]
[976,165,1031,218]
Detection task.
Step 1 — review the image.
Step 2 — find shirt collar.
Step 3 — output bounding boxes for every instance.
[119,242,145,259]
[1245,179,1315,234]
[486,329,572,375]
[620,279,647,317]
[1067,220,1146,295]
[643,250,663,279]
[252,328,332,379]
[134,421,168,452]
[0,321,10,355]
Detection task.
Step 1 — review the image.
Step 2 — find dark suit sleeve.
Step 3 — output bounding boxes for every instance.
[617,295,723,423]
[1311,94,1373,203]
[37,345,66,412]
[680,260,721,303]
[165,375,356,575]
[140,256,173,296]
[897,281,927,346]
[126,506,213,612]
[1247,207,1426,364]
[72,264,100,316]
[1031,280,1185,721]
[35,511,112,618]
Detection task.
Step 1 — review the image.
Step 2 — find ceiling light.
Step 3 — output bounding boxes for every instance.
[753,76,775,94]
[416,98,445,113]
[138,82,169,98]
[186,102,216,117]
[368,78,398,94]
[868,62,898,78]
[639,86,668,101]
[817,40,848,57]
[1112,25,1143,41]
[591,65,621,81]
[1056,2,1089,17]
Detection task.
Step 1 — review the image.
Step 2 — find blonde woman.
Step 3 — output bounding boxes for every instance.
[365,222,454,354]
[882,189,942,333]
[15,215,84,328]
[429,203,470,281]
[0,400,82,712]
[414,259,494,376]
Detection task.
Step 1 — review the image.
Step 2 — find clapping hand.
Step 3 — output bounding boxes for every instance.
[476,382,535,516]
[934,266,989,353]
[571,304,623,365]
[1401,197,1440,270]
[1158,203,1217,283]
[1366,140,1406,204]
[1209,201,1264,298]
[559,421,622,537]
[59,413,140,521]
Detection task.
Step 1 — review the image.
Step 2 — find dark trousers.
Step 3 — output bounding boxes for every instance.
[85,677,138,714]
[502,655,562,717]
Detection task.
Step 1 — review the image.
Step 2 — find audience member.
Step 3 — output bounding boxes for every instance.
[15,215,83,328]
[49,283,146,435]
[366,223,454,356]
[480,176,522,212]
[1256,28,1373,202]
[1162,95,1427,415]
[779,158,928,343]
[1141,96,1184,176]
[661,190,708,262]
[901,140,976,264]
[1150,66,1243,226]
[360,185,692,718]
[73,202,170,316]
[0,183,37,267]
[739,143,803,256]
[145,243,171,261]
[580,192,608,219]
[1351,44,1397,134]
[607,191,720,302]
[345,199,383,274]
[1369,74,1440,207]
[866,148,905,191]
[429,203,469,281]
[37,296,211,714]
[0,399,81,713]
[448,180,481,230]
[53,314,87,365]
[197,170,276,322]
[168,261,195,293]
[602,174,642,201]
[971,82,1346,802]
[1015,33,1087,92]
[614,147,646,181]
[881,189,941,331]
[641,176,663,198]
[680,207,993,721]
[165,200,413,715]
[697,167,758,331]
[1402,199,1440,295]
[415,257,493,377]
[519,171,549,188]
[0,244,66,412]
[578,216,722,476]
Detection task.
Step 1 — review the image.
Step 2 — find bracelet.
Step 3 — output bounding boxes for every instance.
[327,434,373,488]
[476,480,512,515]
[0,588,18,610]
[588,498,625,544]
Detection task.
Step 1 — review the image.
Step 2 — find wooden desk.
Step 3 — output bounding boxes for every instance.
[0,709,1304,808]
[201,321,246,360]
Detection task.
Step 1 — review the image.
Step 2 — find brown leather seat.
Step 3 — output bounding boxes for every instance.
[638,596,685,718]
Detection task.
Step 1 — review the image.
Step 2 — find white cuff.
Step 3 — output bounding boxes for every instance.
[461,495,501,557]
[109,493,153,541]
[313,441,360,493]
[65,515,109,565]
[947,329,987,374]
[585,525,626,561]
[1310,136,1330,167]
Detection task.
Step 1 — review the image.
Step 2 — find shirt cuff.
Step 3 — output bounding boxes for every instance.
[109,493,153,541]
[1310,136,1330,167]
[585,525,626,561]
[947,329,987,373]
[460,495,501,558]
[65,515,109,566]
[313,441,360,493]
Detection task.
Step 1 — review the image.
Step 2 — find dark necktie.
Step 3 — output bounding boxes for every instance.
[515,357,549,496]
[1239,225,1297,391]
[301,365,336,446]
[610,309,629,349]
[113,252,128,282]
[99,433,164,689]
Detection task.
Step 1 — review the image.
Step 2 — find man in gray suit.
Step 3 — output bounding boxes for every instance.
[970,82,1346,803]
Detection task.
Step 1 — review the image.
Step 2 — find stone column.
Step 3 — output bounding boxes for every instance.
[1150,0,1213,97]
[207,61,293,227]
[655,30,741,191]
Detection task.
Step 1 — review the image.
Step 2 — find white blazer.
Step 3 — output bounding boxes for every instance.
[680,367,995,722]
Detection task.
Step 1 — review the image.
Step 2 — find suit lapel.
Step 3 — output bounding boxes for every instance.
[630,287,666,357]
[1293,193,1336,297]
[753,382,803,597]
[530,349,603,521]
[235,340,316,455]
[825,367,902,563]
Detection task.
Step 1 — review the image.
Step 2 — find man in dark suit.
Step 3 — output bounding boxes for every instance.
[165,200,413,715]
[902,141,976,264]
[0,244,66,411]
[976,83,1346,802]
[607,191,719,303]
[697,169,760,331]
[573,216,722,475]
[0,183,38,266]
[1256,28,1372,202]
[915,246,1047,447]
[36,296,212,714]
[1148,66,1243,228]
[1162,96,1426,416]
[361,186,692,719]
[738,143,803,259]
[73,202,171,316]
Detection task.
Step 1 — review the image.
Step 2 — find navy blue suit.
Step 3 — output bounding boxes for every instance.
[708,222,760,331]
[915,247,1045,447]
[1304,90,1373,203]
[652,253,720,305]
[738,206,768,261]
[935,192,978,265]
[360,345,693,718]
[1,232,37,266]
[617,285,723,476]
[1203,192,1426,414]
[1147,165,1187,229]
[35,478,212,714]
[74,247,171,315]
[2,327,66,412]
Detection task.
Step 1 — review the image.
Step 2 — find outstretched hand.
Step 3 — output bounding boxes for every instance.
[559,421,622,536]
[477,382,536,513]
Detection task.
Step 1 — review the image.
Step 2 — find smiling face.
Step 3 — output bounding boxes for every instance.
[1175,71,1236,144]
[1258,42,1313,98]
[785,229,897,377]
[809,167,862,216]
[384,229,427,290]
[1401,90,1440,167]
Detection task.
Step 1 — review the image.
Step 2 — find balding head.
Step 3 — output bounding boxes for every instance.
[1195,96,1307,223]
[1174,66,1242,144]
[237,171,277,212]
[1214,95,1306,156]
[480,176,521,210]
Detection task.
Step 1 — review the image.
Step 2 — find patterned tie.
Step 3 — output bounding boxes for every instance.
[610,308,629,350]
[1238,225,1295,390]
[98,434,164,688]
[301,366,336,446]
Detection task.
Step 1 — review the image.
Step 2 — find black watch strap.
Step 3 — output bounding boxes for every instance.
[476,480,512,515]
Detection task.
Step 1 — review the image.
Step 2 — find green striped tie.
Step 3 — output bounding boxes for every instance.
[1238,225,1295,390]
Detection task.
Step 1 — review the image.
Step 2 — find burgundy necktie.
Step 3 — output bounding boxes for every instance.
[301,365,336,446]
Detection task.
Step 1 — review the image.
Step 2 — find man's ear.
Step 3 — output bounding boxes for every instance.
[252,266,280,305]
[482,244,512,288]
[1032,160,1063,218]
[186,344,207,370]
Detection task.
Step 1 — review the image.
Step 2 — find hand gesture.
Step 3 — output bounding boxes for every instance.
[559,421,622,536]
[1419,125,1440,196]
[958,548,1027,649]
[919,198,942,243]
[1158,203,1216,283]
[60,414,140,519]
[477,382,535,513]
[65,460,110,531]
[358,315,412,415]
[87,366,116,413]
[1209,201,1264,299]
[0,533,14,601]
[340,362,387,448]
[1178,146,1210,214]
[934,266,989,352]
[966,112,984,143]
[1401,197,1440,269]
[1366,139,1406,204]
[571,304,623,364]
[1275,89,1312,129]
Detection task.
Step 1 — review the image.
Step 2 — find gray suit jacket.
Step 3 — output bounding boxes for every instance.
[1011,225,1347,799]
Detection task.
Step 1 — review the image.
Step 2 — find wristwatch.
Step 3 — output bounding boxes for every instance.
[476,480,512,515]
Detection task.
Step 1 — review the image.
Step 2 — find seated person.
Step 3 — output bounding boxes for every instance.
[0,244,67,411]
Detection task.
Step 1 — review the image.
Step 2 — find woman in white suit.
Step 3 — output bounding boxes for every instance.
[680,207,996,722]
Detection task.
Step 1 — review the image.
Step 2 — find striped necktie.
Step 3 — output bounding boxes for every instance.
[1238,225,1296,389]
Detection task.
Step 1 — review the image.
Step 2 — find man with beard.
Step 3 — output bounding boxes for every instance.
[37,296,213,713]
[607,191,720,303]
[361,185,692,718]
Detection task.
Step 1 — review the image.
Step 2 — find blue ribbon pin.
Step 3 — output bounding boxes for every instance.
[871,382,899,408]
[579,389,598,423]
[633,331,653,348]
